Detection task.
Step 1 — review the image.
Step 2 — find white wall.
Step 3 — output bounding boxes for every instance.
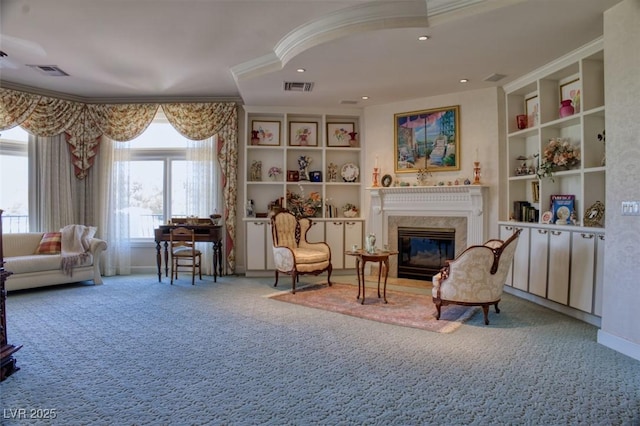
[598,0,640,361]
[362,87,503,240]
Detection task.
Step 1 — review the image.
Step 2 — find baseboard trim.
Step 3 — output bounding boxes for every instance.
[597,330,640,362]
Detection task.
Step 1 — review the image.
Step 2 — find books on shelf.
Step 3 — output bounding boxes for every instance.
[513,201,539,223]
[551,194,575,225]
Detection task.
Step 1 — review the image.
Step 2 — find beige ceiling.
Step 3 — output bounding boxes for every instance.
[0,0,622,107]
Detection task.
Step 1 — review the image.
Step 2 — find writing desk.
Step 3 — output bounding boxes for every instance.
[154,224,223,282]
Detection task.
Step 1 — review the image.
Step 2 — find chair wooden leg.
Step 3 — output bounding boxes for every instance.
[274,270,279,287]
[327,264,333,286]
[494,301,500,314]
[434,300,442,320]
[291,272,297,294]
[482,305,490,325]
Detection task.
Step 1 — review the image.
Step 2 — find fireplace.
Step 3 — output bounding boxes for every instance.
[397,227,455,281]
[368,186,487,279]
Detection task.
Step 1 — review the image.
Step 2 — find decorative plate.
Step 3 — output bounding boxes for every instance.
[381,174,393,187]
[583,200,605,227]
[541,211,553,224]
[341,162,359,182]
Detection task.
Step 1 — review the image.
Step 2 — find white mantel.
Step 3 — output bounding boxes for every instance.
[368,185,488,248]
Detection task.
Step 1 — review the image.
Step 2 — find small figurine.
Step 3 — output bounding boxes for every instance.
[327,162,338,182]
[570,210,579,226]
[250,160,262,181]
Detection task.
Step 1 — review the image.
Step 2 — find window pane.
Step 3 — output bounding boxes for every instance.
[171,161,188,217]
[129,160,164,238]
[0,127,29,232]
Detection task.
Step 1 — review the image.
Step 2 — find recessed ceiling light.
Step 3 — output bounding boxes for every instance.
[418,35,430,41]
[459,78,469,83]
[361,96,369,100]
[296,68,306,73]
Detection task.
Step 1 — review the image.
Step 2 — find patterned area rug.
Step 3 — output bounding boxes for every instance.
[269,283,478,333]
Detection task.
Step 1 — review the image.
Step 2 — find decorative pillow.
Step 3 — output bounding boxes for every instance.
[35,232,62,254]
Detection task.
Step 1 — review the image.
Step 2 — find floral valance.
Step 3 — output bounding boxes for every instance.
[0,88,237,179]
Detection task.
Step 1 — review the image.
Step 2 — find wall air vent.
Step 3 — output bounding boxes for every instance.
[26,65,69,76]
[283,81,314,92]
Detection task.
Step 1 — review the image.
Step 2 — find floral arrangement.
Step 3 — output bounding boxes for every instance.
[536,137,580,180]
[286,187,322,218]
[343,203,359,218]
[268,166,282,178]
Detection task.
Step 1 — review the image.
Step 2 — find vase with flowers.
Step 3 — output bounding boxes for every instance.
[343,203,359,218]
[536,137,581,181]
[268,166,282,181]
[286,186,322,218]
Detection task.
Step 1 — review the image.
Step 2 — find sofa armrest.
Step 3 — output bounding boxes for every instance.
[89,238,107,255]
[89,238,107,284]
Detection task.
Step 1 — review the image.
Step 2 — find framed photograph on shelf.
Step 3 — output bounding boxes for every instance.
[327,122,355,147]
[289,122,318,146]
[560,78,581,113]
[531,181,540,203]
[394,105,460,173]
[251,120,281,146]
[525,95,539,128]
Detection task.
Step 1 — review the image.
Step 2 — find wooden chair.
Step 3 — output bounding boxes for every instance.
[431,229,521,325]
[170,227,202,285]
[270,211,332,294]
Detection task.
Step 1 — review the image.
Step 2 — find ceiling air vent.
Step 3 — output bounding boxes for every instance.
[27,64,69,76]
[283,81,314,92]
[484,73,506,82]
[340,100,358,105]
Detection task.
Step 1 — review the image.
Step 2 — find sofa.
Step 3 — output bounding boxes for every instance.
[2,231,107,291]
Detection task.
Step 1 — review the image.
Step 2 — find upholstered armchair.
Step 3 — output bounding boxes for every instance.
[432,229,521,325]
[270,211,332,294]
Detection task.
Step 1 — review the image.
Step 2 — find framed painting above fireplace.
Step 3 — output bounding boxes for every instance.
[394,105,460,174]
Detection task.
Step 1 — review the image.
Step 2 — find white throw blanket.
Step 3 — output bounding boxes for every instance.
[60,224,97,276]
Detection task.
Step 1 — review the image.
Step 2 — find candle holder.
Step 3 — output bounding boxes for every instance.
[372,167,380,187]
[473,161,481,185]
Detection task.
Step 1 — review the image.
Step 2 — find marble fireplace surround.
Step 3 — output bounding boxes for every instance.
[368,186,488,278]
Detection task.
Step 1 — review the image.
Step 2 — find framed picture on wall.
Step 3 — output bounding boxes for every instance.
[327,122,355,147]
[394,105,460,173]
[289,122,318,146]
[251,121,281,146]
[560,78,581,113]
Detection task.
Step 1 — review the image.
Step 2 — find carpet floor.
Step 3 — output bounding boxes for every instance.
[1,274,639,425]
[269,282,478,333]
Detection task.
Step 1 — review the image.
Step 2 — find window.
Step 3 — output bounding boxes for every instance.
[119,118,217,239]
[0,126,29,232]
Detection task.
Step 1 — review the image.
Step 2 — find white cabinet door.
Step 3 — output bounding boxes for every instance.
[511,226,530,291]
[529,228,549,297]
[325,221,344,269]
[266,222,275,270]
[499,225,519,287]
[570,231,597,312]
[306,220,325,243]
[547,230,571,304]
[344,221,363,269]
[246,221,267,270]
[594,233,605,316]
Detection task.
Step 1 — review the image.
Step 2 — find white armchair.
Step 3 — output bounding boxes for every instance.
[432,229,521,325]
[271,211,332,294]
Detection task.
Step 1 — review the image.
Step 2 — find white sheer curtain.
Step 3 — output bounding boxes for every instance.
[31,134,76,231]
[97,136,131,276]
[185,135,219,275]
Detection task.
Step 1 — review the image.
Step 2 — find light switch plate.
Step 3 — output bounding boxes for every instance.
[621,201,640,216]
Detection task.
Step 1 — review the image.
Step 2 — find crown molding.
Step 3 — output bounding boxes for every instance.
[0,81,243,104]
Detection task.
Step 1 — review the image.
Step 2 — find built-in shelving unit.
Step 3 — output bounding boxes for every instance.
[500,38,606,325]
[243,106,365,275]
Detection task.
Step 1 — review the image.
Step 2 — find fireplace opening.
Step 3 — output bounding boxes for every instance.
[397,227,455,281]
